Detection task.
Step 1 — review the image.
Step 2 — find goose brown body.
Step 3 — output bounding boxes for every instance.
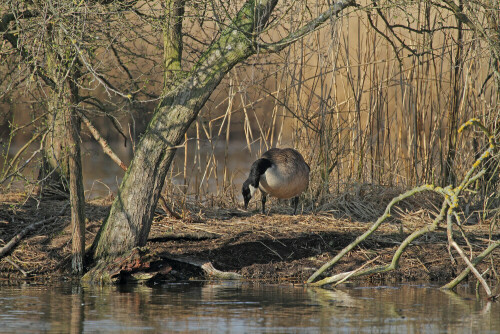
[259,148,310,199]
[242,148,310,214]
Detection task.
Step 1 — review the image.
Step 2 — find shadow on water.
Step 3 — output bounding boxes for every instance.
[0,281,498,333]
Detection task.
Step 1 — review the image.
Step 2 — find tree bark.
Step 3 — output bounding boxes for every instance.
[162,0,185,88]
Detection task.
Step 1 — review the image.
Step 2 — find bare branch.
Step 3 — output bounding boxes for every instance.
[80,112,128,171]
[257,0,357,53]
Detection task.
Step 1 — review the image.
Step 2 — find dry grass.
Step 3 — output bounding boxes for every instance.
[153,1,500,223]
[0,188,498,284]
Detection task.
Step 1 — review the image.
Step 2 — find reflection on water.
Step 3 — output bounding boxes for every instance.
[0,282,497,333]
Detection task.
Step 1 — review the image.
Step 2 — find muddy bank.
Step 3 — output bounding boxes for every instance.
[0,193,498,285]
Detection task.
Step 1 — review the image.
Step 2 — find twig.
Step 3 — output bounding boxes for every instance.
[4,256,30,277]
[159,195,182,219]
[450,241,492,297]
[258,0,357,53]
[0,131,44,183]
[258,241,283,260]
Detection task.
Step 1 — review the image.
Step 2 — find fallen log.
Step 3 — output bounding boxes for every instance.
[161,254,242,280]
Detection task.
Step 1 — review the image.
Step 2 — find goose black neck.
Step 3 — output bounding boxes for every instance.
[247,158,272,188]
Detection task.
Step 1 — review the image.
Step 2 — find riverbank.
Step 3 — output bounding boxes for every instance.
[1,192,498,286]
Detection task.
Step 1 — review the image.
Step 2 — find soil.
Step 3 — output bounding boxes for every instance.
[0,192,499,286]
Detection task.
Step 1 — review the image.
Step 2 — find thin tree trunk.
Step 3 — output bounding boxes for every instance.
[67,84,85,275]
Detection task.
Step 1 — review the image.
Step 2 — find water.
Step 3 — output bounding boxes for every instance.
[2,138,260,200]
[0,282,498,333]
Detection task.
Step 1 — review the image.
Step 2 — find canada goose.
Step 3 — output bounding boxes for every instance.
[242,148,310,214]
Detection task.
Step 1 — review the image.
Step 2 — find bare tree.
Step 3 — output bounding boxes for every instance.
[0,0,157,274]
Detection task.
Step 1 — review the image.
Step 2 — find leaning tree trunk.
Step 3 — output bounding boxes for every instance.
[89,0,278,269]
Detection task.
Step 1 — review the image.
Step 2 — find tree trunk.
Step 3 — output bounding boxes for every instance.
[67,82,86,275]
[162,0,185,88]
[38,28,71,198]
[90,0,279,265]
[39,92,70,198]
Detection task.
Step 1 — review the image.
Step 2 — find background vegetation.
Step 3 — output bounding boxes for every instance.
[2,1,499,207]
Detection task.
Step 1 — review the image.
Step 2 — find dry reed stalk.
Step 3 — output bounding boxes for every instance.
[223,79,234,190]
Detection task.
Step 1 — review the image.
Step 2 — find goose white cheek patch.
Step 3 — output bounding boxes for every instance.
[249,184,257,197]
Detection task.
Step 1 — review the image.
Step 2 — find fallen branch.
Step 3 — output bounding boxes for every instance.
[80,112,127,171]
[161,254,242,280]
[307,185,433,284]
[442,239,500,291]
[450,240,492,297]
[0,204,69,259]
[4,256,30,277]
[309,202,447,286]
